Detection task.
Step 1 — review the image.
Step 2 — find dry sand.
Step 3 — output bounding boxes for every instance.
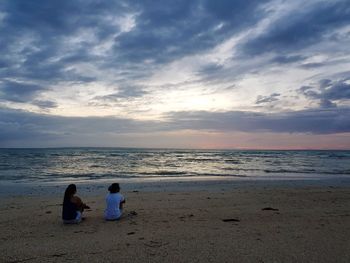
[1,186,350,262]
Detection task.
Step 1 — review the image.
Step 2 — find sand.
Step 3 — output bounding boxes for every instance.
[1,185,350,262]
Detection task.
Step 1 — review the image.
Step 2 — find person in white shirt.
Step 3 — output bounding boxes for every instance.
[104,183,125,221]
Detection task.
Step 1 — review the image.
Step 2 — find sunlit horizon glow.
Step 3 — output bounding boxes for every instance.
[0,0,350,149]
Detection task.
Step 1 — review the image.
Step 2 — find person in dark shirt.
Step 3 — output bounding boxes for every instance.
[62,184,90,224]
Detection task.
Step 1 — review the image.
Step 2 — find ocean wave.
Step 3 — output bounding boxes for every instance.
[141,171,188,176]
[1,149,350,182]
[264,169,350,175]
[136,172,247,178]
[223,159,242,164]
[182,158,221,162]
[89,165,106,168]
[221,167,261,172]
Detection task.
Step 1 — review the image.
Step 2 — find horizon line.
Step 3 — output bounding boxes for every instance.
[0,146,349,151]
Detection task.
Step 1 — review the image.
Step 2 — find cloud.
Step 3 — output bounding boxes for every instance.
[255,93,280,104]
[0,1,128,84]
[32,100,58,109]
[0,107,159,146]
[0,0,271,74]
[1,104,350,147]
[319,99,337,109]
[299,76,350,107]
[91,85,149,108]
[0,0,349,150]
[270,55,306,64]
[320,80,350,100]
[300,62,326,69]
[241,0,350,56]
[0,80,46,103]
[165,108,350,134]
[0,0,273,109]
[197,63,225,76]
[113,85,148,99]
[114,0,270,64]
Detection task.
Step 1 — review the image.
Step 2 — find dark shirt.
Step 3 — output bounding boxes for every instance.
[62,200,78,220]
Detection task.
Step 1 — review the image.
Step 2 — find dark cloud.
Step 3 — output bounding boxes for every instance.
[0,0,349,148]
[93,85,148,104]
[1,0,271,71]
[1,105,350,147]
[0,1,127,85]
[255,93,280,104]
[319,79,333,89]
[299,77,350,107]
[270,55,305,64]
[0,0,272,105]
[116,85,148,99]
[320,80,350,100]
[114,0,270,64]
[32,100,58,109]
[165,108,350,134]
[197,63,224,76]
[202,0,266,21]
[319,99,337,108]
[0,107,159,146]
[1,1,128,36]
[241,0,350,56]
[300,62,326,69]
[1,0,349,89]
[0,80,46,103]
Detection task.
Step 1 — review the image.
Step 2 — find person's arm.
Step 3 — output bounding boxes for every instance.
[119,195,125,210]
[71,196,90,209]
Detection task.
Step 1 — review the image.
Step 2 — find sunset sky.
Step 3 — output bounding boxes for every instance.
[0,0,350,149]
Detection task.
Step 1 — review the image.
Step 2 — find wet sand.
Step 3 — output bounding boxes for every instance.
[1,185,350,262]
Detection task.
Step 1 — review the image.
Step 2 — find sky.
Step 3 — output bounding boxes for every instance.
[0,0,350,149]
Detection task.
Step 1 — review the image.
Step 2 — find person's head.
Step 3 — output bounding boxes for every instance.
[63,184,77,203]
[108,183,120,193]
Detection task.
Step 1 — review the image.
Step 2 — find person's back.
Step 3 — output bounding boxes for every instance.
[62,198,78,221]
[62,184,90,224]
[104,183,125,220]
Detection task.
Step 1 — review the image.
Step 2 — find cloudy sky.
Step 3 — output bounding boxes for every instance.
[1,0,350,149]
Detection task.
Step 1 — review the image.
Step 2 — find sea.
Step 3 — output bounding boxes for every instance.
[0,148,350,185]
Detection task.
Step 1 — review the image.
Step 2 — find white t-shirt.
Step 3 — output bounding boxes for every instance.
[104,193,125,220]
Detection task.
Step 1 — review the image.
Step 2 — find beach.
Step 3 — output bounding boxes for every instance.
[1,181,349,263]
[2,0,350,261]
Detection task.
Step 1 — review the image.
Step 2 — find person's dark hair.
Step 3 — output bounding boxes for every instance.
[63,184,77,204]
[108,183,120,193]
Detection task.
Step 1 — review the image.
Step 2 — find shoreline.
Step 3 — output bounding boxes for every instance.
[1,176,350,197]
